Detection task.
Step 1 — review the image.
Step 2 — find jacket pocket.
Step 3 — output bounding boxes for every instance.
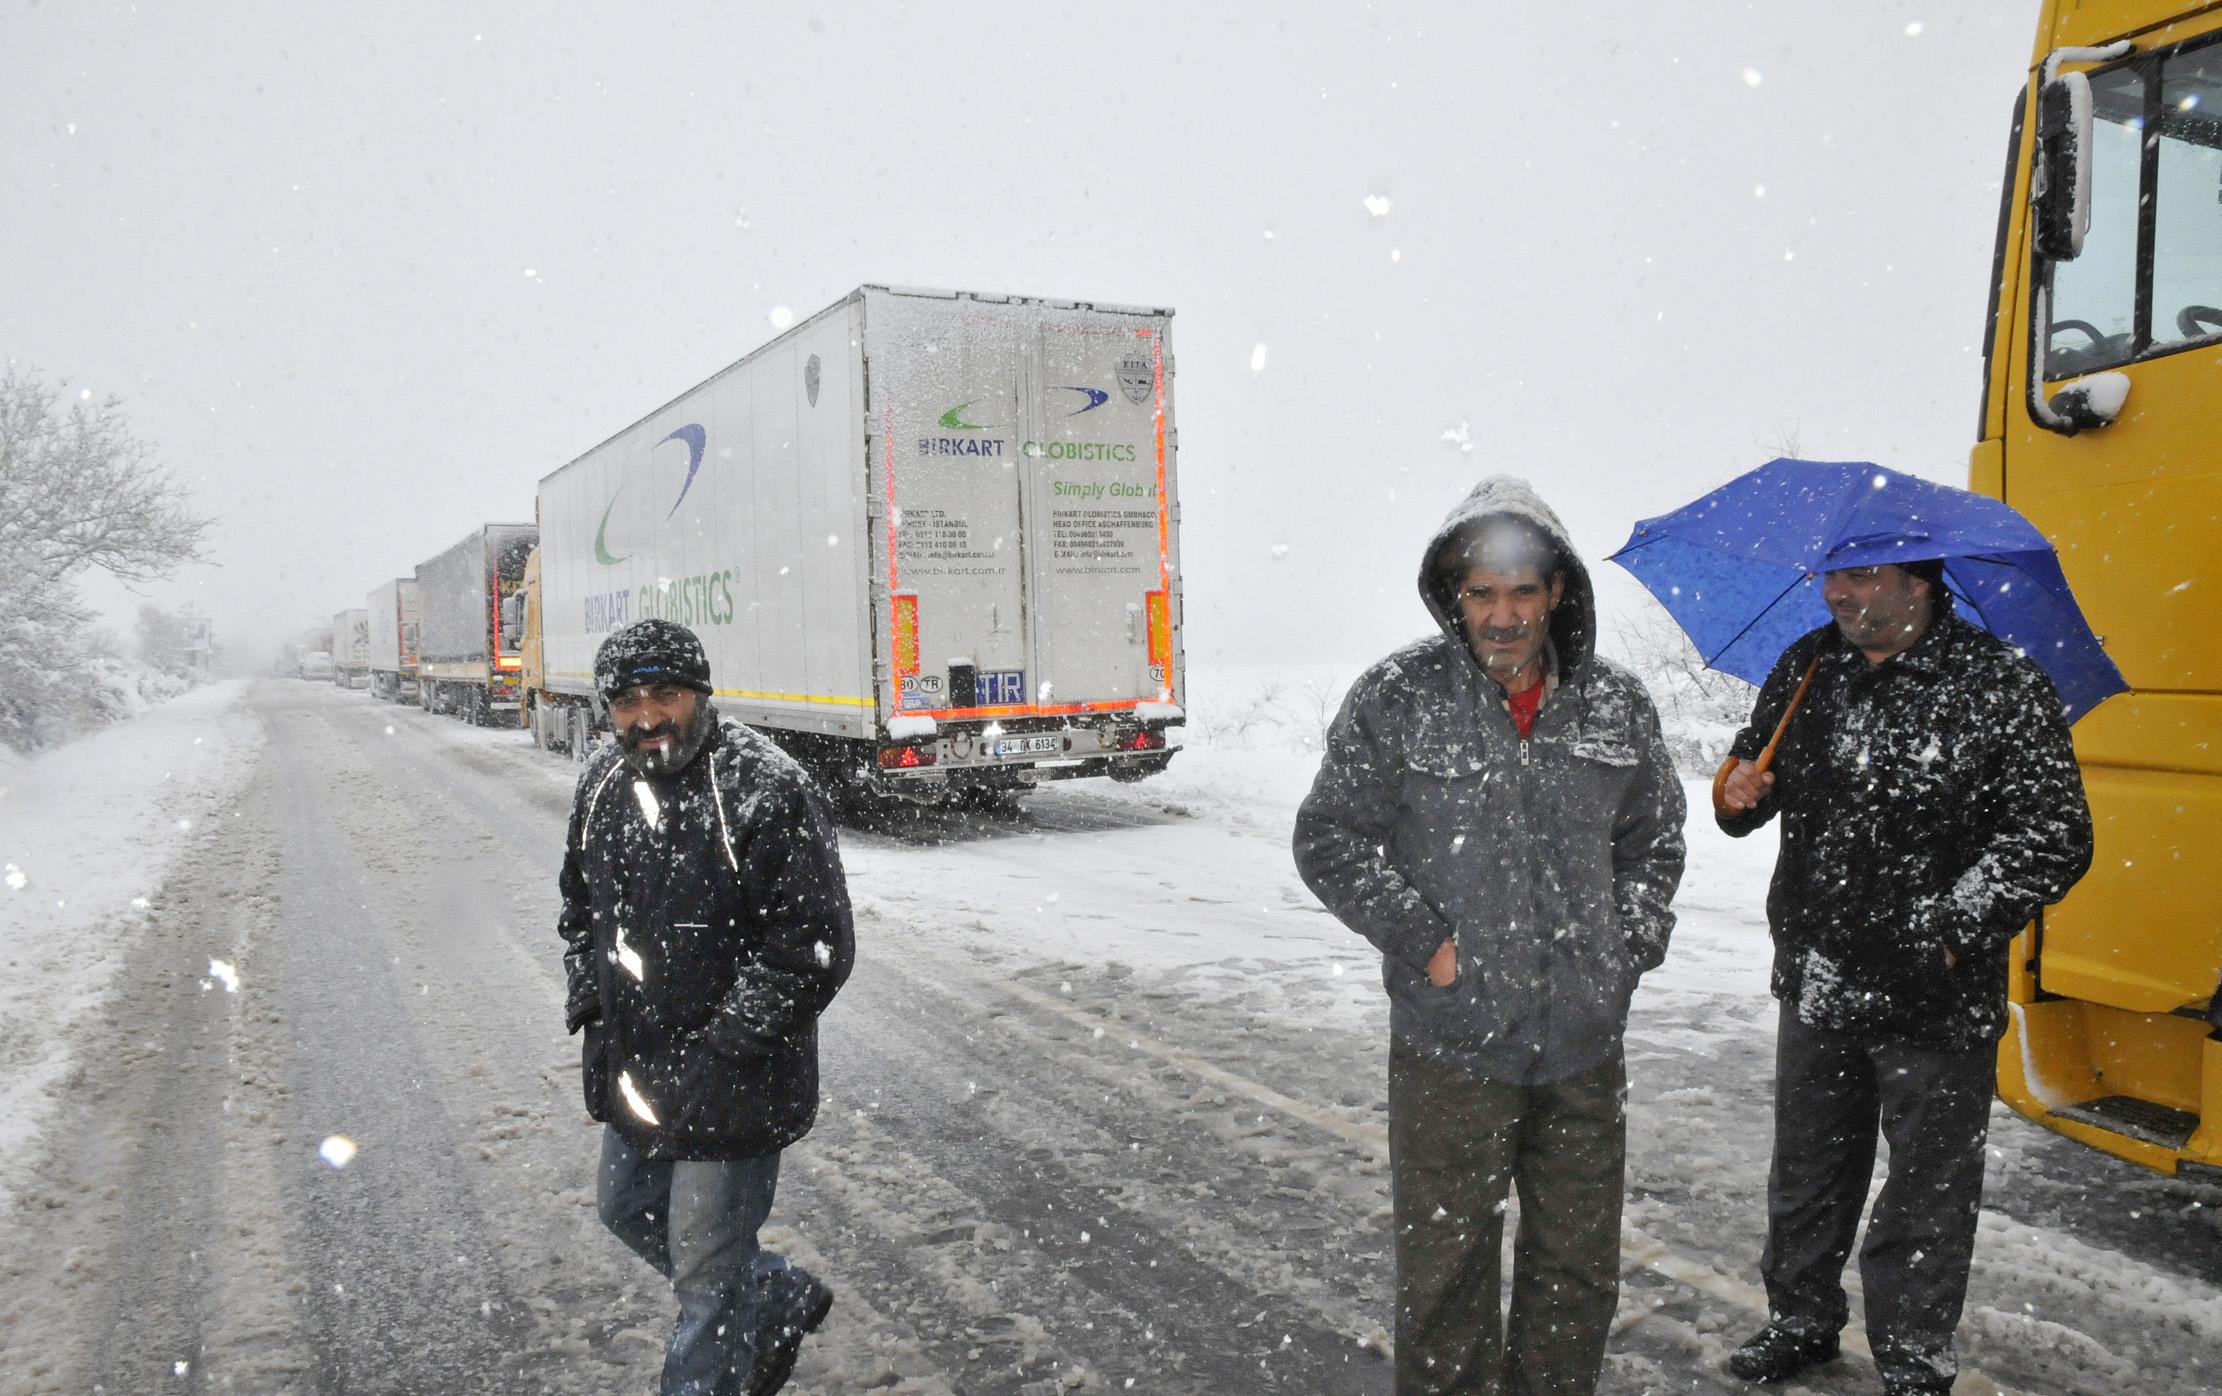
[1565,731,1640,768]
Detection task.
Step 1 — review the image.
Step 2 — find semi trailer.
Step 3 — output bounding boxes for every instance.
[523,285,1185,796]
[366,578,421,702]
[415,524,537,724]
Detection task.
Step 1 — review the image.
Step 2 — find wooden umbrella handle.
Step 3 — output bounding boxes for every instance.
[1710,655,1820,818]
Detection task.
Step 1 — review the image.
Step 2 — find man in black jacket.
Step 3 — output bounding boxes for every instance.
[558,619,855,1396]
[1716,562,2092,1396]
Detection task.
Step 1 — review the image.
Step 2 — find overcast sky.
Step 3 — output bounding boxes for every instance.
[5,1,2039,668]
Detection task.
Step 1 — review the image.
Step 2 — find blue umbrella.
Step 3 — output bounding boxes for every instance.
[1607,458,2126,723]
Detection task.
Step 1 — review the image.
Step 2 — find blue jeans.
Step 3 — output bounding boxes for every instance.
[598,1127,790,1396]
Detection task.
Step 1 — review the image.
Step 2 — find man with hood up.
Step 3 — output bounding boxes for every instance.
[558,618,855,1396]
[1295,477,1686,1396]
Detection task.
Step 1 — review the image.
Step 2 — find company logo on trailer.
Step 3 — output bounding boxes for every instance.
[594,423,708,566]
[805,354,821,407]
[1059,386,1110,415]
[918,398,1007,457]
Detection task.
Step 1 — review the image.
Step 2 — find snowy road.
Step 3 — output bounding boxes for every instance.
[0,678,2216,1395]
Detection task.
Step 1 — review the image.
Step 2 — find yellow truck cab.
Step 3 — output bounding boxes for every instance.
[1976,0,2222,1180]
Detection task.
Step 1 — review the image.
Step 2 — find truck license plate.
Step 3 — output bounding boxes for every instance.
[994,735,1059,757]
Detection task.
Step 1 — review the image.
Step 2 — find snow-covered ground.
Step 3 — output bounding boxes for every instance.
[0,679,263,1211]
[0,673,2213,1395]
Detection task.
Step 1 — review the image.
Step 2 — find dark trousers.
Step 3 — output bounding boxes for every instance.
[598,1127,790,1396]
[1388,1044,1626,1396]
[1760,1006,1994,1394]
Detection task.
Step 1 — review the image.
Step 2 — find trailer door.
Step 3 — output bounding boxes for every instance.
[870,294,1035,717]
[1019,312,1174,710]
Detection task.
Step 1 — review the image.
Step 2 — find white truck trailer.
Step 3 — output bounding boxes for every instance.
[366,577,421,701]
[416,524,537,724]
[329,608,370,688]
[530,285,1185,795]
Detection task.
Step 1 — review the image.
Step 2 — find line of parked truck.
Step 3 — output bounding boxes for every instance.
[290,286,1187,799]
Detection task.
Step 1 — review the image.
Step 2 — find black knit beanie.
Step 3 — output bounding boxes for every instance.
[594,619,713,702]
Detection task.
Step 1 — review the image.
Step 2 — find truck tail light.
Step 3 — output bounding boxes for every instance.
[877,744,937,770]
[1122,728,1165,752]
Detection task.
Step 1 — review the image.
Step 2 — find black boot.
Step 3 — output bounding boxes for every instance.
[1726,1319,1840,1383]
[746,1267,834,1396]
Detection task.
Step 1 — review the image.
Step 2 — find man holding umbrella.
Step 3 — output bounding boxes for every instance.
[1714,558,2093,1395]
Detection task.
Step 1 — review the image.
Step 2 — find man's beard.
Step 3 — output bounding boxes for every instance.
[617,701,715,775]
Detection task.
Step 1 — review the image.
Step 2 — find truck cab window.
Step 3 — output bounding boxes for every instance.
[2047,65,2146,377]
[2153,44,2222,350]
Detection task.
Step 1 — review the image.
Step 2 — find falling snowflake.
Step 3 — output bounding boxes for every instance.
[1362,194,1394,218]
[208,959,241,993]
[319,1136,359,1169]
[1250,343,1269,373]
[768,305,795,330]
[3,864,25,892]
[1441,419,1475,454]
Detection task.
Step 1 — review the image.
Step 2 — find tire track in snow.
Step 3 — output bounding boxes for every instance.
[795,937,1397,1394]
[975,966,2059,1396]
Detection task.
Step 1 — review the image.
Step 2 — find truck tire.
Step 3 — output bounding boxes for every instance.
[1107,754,1173,784]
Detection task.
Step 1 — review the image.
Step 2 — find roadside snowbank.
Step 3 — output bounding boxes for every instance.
[0,679,261,1209]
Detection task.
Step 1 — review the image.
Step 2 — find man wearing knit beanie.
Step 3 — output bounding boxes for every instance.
[559,618,856,1394]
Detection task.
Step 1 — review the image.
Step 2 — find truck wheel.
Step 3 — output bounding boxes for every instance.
[1107,754,1173,784]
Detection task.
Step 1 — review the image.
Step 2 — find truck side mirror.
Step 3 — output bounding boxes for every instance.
[2032,70,2094,262]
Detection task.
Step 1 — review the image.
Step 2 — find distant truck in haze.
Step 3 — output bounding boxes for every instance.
[289,624,333,678]
[330,608,370,688]
[520,284,1185,796]
[366,578,422,702]
[415,524,537,724]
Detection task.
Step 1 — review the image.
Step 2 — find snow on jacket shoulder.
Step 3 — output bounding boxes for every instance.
[1293,477,1686,1085]
[1717,613,2093,1048]
[557,719,855,1159]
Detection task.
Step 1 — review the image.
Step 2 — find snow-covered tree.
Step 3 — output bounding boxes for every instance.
[1602,597,1756,775]
[0,369,211,751]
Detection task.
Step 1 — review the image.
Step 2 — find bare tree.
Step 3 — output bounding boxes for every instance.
[1286,673,1349,752]
[1,368,211,585]
[1603,596,1756,774]
[0,369,212,750]
[1214,675,1286,749]
[136,604,195,678]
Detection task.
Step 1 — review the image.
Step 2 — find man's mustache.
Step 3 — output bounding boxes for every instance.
[621,720,679,748]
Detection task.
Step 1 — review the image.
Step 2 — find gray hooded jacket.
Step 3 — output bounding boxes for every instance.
[1293,477,1686,1084]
